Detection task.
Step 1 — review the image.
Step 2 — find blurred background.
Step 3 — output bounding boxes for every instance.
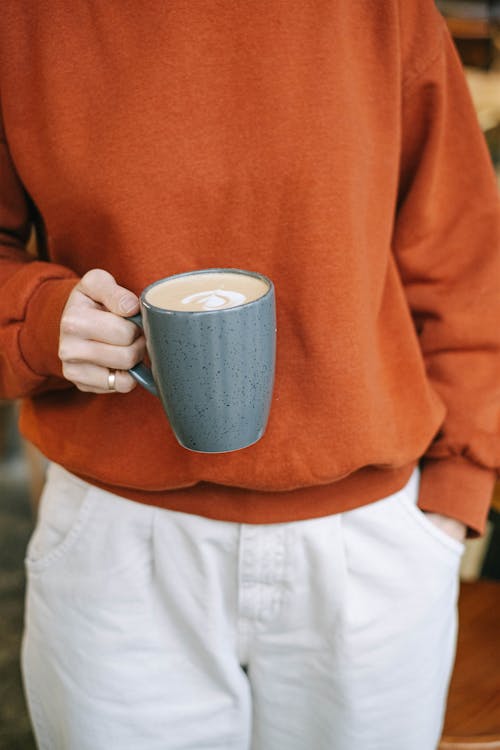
[1,3,500,749]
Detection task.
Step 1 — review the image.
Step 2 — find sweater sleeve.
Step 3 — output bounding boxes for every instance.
[0,116,79,400]
[393,16,500,536]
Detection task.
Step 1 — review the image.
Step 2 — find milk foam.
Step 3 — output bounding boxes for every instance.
[181,289,247,310]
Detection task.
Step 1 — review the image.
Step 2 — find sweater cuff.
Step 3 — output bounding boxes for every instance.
[19,277,79,379]
[418,455,495,538]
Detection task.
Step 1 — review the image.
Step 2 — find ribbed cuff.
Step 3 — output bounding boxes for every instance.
[418,455,495,538]
[19,277,79,379]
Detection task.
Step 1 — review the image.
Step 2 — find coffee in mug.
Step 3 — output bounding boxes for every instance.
[129,268,276,453]
[145,270,269,312]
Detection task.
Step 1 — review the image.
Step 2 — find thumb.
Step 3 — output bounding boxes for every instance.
[77,268,140,316]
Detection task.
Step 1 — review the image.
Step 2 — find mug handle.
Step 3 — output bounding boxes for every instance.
[127,314,159,397]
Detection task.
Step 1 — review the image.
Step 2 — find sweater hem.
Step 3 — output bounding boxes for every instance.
[73,462,418,524]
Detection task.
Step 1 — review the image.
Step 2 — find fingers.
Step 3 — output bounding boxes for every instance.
[59,268,146,394]
[60,306,142,346]
[77,269,140,316]
[64,363,139,394]
[60,336,145,372]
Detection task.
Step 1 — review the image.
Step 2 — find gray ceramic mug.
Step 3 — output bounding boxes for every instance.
[128,268,276,453]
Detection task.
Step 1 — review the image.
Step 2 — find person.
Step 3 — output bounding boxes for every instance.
[1,2,499,748]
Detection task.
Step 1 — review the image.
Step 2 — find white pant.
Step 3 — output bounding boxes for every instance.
[22,463,464,750]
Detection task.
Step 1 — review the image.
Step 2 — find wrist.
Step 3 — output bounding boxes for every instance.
[423,511,467,544]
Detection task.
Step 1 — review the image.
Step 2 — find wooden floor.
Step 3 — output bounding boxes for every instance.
[442,580,500,741]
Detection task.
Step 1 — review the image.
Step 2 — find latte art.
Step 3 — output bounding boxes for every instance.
[146,271,269,312]
[181,289,247,310]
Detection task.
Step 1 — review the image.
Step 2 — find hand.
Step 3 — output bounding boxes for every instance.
[59,269,146,393]
[423,512,467,544]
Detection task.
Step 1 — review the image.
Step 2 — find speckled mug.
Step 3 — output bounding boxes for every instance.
[128,269,276,453]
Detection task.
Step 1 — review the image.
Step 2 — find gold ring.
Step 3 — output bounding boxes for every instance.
[107,369,117,391]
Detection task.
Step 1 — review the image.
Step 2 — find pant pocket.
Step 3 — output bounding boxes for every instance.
[397,468,465,559]
[25,463,97,575]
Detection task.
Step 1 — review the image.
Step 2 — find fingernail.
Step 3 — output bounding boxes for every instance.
[120,296,137,314]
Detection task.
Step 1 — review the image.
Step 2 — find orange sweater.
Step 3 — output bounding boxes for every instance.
[1,1,499,535]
